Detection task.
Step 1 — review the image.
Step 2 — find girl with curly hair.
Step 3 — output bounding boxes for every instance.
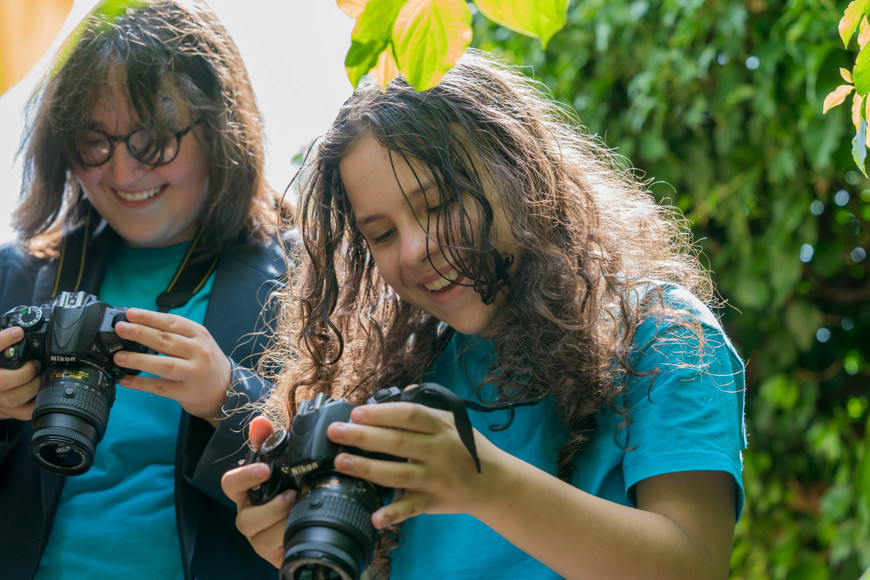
[223,49,746,579]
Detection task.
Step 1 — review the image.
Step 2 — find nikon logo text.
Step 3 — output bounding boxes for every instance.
[290,462,319,477]
[50,355,77,363]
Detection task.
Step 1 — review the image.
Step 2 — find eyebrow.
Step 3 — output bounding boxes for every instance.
[355,177,435,228]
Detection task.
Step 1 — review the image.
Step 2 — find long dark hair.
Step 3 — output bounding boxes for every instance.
[15,0,281,255]
[268,49,713,480]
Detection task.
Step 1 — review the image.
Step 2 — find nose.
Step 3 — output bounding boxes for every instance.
[105,145,147,184]
[398,225,435,268]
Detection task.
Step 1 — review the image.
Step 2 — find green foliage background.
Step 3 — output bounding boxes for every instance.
[472,0,870,577]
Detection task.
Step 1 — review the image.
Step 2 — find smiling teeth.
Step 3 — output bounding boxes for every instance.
[425,269,459,291]
[116,186,161,202]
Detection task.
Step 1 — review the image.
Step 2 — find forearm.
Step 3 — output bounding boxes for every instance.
[468,451,734,580]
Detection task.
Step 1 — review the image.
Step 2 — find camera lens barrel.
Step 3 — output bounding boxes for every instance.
[281,472,384,580]
[29,364,116,475]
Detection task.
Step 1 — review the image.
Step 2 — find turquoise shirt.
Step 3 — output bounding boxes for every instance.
[390,284,747,579]
[35,243,215,580]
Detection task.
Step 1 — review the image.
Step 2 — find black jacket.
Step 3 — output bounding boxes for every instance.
[0,226,286,579]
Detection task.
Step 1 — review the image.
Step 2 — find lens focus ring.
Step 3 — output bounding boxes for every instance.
[32,370,115,434]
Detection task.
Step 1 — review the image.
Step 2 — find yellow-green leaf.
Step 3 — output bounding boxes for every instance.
[853,92,865,129]
[824,84,855,113]
[855,41,870,95]
[344,0,407,88]
[841,0,867,48]
[841,67,854,83]
[367,46,400,90]
[337,0,369,18]
[860,16,870,48]
[392,0,472,91]
[473,0,568,47]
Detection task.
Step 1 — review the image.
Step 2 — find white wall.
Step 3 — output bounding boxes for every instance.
[0,0,354,244]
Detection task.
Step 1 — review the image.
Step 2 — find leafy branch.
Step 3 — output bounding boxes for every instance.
[337,0,569,91]
[824,0,870,174]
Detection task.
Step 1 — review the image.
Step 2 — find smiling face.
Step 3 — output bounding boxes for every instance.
[339,133,517,336]
[71,81,210,248]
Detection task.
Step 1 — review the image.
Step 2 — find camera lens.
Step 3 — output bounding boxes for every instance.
[29,364,116,475]
[281,472,387,580]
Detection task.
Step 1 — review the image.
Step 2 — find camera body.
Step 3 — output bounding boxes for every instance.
[246,388,406,580]
[0,291,150,475]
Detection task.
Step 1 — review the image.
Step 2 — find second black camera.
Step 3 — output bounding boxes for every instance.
[0,291,150,475]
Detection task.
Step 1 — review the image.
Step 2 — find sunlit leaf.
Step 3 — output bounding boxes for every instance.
[392,0,472,91]
[344,0,407,88]
[852,92,864,129]
[473,0,568,47]
[853,116,868,176]
[840,0,867,47]
[367,46,400,89]
[0,0,74,95]
[823,84,854,113]
[865,97,870,146]
[860,16,870,47]
[841,67,854,82]
[337,0,369,18]
[854,41,870,95]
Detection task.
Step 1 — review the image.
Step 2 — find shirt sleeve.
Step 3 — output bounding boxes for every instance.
[620,284,748,519]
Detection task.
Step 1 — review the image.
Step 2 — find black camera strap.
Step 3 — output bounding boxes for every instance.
[368,382,542,474]
[53,216,221,313]
[51,209,94,299]
[153,229,221,313]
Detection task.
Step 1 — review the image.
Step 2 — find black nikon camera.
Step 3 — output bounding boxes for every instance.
[0,291,150,475]
[245,382,483,580]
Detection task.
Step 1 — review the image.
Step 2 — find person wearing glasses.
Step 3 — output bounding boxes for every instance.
[0,1,290,578]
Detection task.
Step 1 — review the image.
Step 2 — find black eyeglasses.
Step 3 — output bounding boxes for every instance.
[72,119,203,167]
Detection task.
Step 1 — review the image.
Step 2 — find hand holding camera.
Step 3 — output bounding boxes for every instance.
[230,383,488,580]
[0,325,41,421]
[111,307,233,427]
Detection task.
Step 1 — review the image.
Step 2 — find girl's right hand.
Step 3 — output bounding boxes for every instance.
[0,326,41,421]
[221,416,294,569]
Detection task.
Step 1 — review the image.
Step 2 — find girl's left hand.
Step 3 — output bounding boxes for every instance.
[325,398,509,529]
[111,308,230,426]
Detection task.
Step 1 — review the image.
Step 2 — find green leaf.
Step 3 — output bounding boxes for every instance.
[473,0,569,47]
[855,42,870,95]
[392,0,472,91]
[840,0,867,48]
[853,116,868,176]
[345,0,408,88]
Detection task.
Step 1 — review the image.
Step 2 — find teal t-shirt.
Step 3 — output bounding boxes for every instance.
[35,243,215,580]
[389,284,747,579]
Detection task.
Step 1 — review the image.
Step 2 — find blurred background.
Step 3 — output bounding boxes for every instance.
[469,2,870,577]
[1,1,868,578]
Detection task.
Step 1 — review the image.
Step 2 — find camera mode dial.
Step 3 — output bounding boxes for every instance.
[15,306,43,328]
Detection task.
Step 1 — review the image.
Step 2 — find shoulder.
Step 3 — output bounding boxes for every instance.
[0,241,49,312]
[0,241,46,288]
[629,281,728,348]
[625,281,745,401]
[220,228,297,280]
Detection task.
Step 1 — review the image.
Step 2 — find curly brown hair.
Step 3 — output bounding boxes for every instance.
[266,49,713,482]
[14,0,284,255]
